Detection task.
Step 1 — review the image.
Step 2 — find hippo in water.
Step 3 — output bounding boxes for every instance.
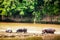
[16,28,27,33]
[42,28,55,34]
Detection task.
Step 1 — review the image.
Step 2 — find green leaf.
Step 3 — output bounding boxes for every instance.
[20,10,24,15]
[30,6,34,10]
[1,9,7,16]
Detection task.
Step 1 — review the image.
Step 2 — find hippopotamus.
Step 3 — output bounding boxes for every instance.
[23,28,27,33]
[16,28,27,33]
[42,28,55,34]
[6,29,12,33]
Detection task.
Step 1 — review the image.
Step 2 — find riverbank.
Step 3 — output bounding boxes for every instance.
[0,33,60,40]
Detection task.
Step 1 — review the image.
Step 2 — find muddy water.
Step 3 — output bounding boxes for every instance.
[0,22,60,34]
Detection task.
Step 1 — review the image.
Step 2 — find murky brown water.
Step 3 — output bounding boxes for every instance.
[0,22,60,34]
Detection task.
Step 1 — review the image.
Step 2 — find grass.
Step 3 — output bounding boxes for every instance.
[0,37,43,40]
[42,34,60,40]
[53,35,60,40]
[0,34,60,40]
[25,37,43,40]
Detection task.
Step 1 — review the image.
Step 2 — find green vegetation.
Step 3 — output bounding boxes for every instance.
[25,37,43,40]
[0,37,43,40]
[0,0,60,23]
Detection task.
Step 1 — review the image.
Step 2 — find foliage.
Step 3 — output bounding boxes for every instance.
[0,0,60,23]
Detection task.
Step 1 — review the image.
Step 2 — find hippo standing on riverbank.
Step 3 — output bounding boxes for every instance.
[16,28,27,33]
[42,28,56,34]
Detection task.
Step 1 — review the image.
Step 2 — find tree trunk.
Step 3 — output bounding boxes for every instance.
[34,16,36,24]
[21,16,23,22]
[50,15,53,23]
[2,15,4,20]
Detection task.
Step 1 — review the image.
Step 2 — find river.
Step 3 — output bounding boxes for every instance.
[0,22,60,34]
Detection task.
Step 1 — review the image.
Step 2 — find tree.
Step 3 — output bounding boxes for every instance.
[0,0,7,20]
[43,0,59,22]
[0,0,60,23]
